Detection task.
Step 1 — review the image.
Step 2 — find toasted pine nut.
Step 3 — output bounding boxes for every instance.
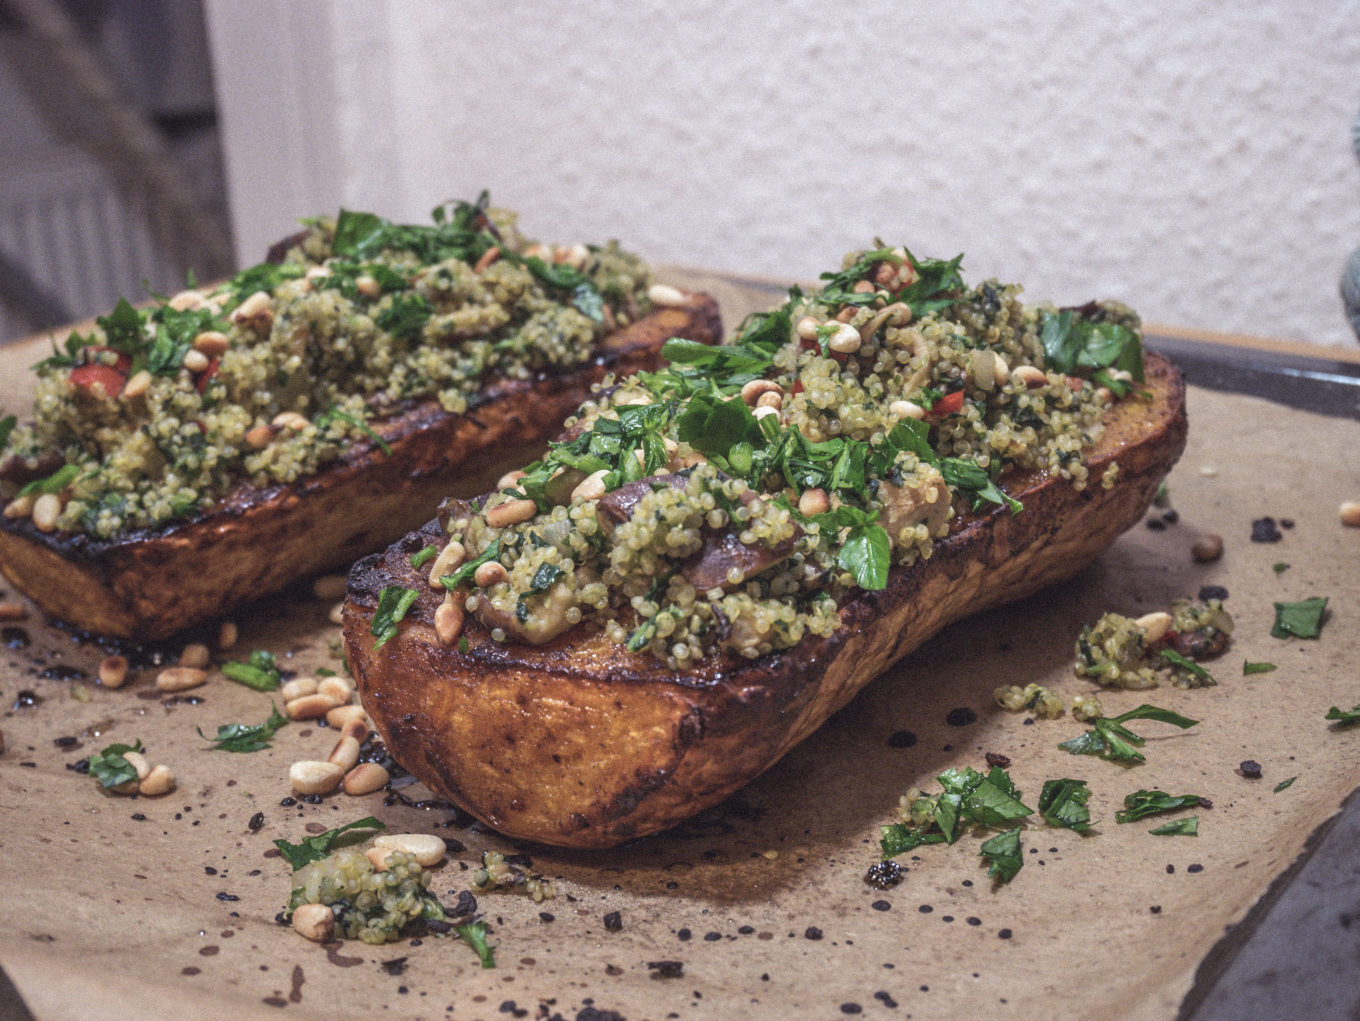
[889,400,925,421]
[168,288,206,311]
[317,676,352,704]
[474,561,509,587]
[496,469,527,490]
[795,315,819,341]
[4,495,34,520]
[182,348,210,373]
[355,274,380,298]
[289,760,343,796]
[31,493,61,532]
[305,264,331,282]
[992,353,1011,387]
[1135,611,1173,644]
[285,693,340,721]
[179,642,211,669]
[99,654,129,689]
[1341,500,1360,527]
[372,832,446,867]
[559,243,589,269]
[232,290,272,324]
[339,716,369,743]
[326,704,367,731]
[280,677,318,702]
[218,620,239,650]
[272,411,309,432]
[647,283,686,307]
[798,488,830,517]
[311,574,348,600]
[112,750,151,794]
[292,903,335,942]
[1192,533,1224,563]
[429,540,467,588]
[328,600,345,625]
[570,469,610,503]
[1012,365,1047,389]
[0,602,26,622]
[740,379,782,407]
[122,369,152,400]
[473,246,501,273]
[156,667,207,692]
[138,763,175,797]
[828,323,862,354]
[192,330,230,357]
[434,595,465,648]
[485,498,537,528]
[343,762,389,796]
[245,424,275,449]
[328,734,361,772]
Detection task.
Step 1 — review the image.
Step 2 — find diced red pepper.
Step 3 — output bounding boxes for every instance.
[68,347,130,398]
[195,356,220,395]
[929,390,965,417]
[791,380,804,395]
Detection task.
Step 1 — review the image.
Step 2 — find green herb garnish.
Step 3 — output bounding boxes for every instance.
[1038,308,1145,381]
[273,817,386,871]
[1114,789,1204,824]
[88,739,144,789]
[1037,778,1093,834]
[979,826,1024,883]
[1273,777,1297,793]
[1158,648,1216,685]
[1273,562,1290,574]
[439,539,502,590]
[1325,703,1360,726]
[17,463,79,497]
[1271,597,1328,639]
[1149,817,1198,836]
[222,649,281,691]
[198,705,288,753]
[1058,704,1199,763]
[316,404,393,456]
[454,919,496,968]
[1243,660,1277,675]
[409,545,438,569]
[371,586,419,650]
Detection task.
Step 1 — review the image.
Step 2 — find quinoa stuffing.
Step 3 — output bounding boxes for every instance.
[287,846,444,945]
[0,193,653,538]
[1074,599,1234,690]
[423,244,1148,664]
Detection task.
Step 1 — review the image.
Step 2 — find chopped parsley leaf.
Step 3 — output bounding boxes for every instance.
[1273,777,1297,793]
[1149,817,1198,836]
[439,539,501,590]
[1243,660,1277,675]
[454,919,496,968]
[1271,597,1328,639]
[1325,703,1360,726]
[1037,778,1093,834]
[274,817,386,871]
[1158,648,1216,685]
[88,740,144,789]
[197,705,289,753]
[409,545,438,569]
[1058,704,1199,764]
[1114,789,1204,824]
[979,826,1024,883]
[222,649,281,691]
[371,586,419,650]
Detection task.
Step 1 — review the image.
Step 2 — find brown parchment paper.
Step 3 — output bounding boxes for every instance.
[1,274,1357,1021]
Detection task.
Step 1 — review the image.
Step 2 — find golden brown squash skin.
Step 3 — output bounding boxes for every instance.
[344,353,1186,848]
[0,293,720,639]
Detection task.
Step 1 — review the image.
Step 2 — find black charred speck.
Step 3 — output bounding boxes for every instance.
[646,960,684,978]
[602,911,622,932]
[945,707,976,727]
[1251,517,1283,543]
[248,812,265,831]
[1239,760,1263,779]
[803,926,823,940]
[1198,585,1229,601]
[887,730,917,749]
[864,860,903,888]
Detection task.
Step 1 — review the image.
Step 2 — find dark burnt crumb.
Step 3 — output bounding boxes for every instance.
[1250,517,1283,543]
[1280,518,1295,529]
[204,866,218,875]
[941,915,954,923]
[538,912,555,923]
[646,960,684,978]
[868,898,893,914]
[381,957,408,976]
[447,890,477,922]
[703,931,721,942]
[19,761,36,768]
[945,707,977,727]
[1198,585,1229,602]
[1167,864,1175,873]
[53,735,79,748]
[602,911,622,932]
[803,926,823,941]
[997,928,1013,939]
[131,813,146,821]
[216,892,239,902]
[1146,517,1167,531]
[279,797,296,806]
[66,758,90,774]
[1161,508,1179,524]
[887,730,917,749]
[919,985,929,992]
[985,751,1011,768]
[918,904,933,914]
[1150,905,1162,914]
[737,925,754,935]
[248,812,265,832]
[840,1005,863,1015]
[1188,863,1204,874]
[961,879,973,887]
[864,860,903,889]
[577,1010,626,1021]
[13,690,39,708]
[966,917,981,926]
[301,794,323,805]
[874,991,899,1008]
[676,928,692,941]
[424,920,452,935]
[1022,717,1035,726]
[1239,760,1263,779]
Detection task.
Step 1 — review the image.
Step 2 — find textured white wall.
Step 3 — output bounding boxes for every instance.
[207,0,1360,348]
